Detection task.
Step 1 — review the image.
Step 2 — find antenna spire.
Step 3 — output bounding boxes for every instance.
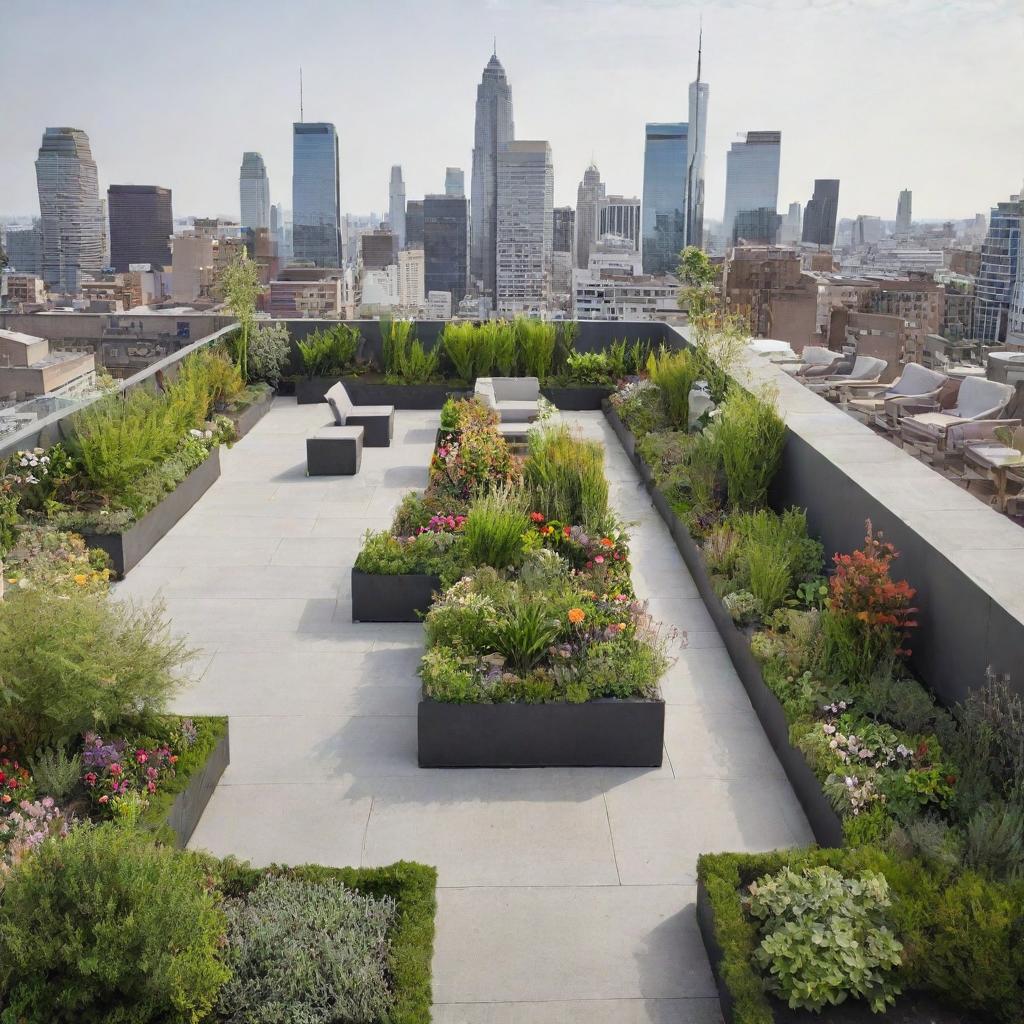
[299,67,304,122]
[493,36,496,56]
[696,15,703,82]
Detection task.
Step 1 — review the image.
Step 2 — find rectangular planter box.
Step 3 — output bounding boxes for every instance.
[417,697,665,767]
[228,386,274,439]
[296,377,470,409]
[603,407,844,847]
[165,725,230,849]
[352,567,440,622]
[82,447,221,577]
[542,385,613,410]
[696,877,967,1024]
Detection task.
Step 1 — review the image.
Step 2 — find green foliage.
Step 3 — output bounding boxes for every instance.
[462,488,529,570]
[381,319,438,382]
[515,317,557,380]
[746,541,791,617]
[486,598,562,674]
[296,323,361,377]
[214,860,437,1024]
[0,586,189,749]
[354,530,469,588]
[561,351,616,386]
[441,320,495,382]
[524,425,609,531]
[27,746,81,801]
[243,322,291,386]
[745,864,903,1013]
[716,389,786,509]
[167,349,243,428]
[0,824,229,1024]
[217,875,396,1024]
[647,347,700,430]
[219,248,263,381]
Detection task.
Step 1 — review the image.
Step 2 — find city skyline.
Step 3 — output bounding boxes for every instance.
[2,1,1022,226]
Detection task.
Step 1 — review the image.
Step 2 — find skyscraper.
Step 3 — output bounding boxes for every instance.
[553,207,575,255]
[35,127,104,292]
[896,189,913,236]
[470,51,514,297]
[779,202,802,246]
[802,179,840,247]
[445,167,465,198]
[389,166,406,248]
[239,152,271,233]
[270,203,291,263]
[722,131,781,248]
[685,30,709,249]
[575,162,606,269]
[107,185,173,271]
[972,194,1021,343]
[292,122,341,267]
[423,194,468,306]
[642,122,688,275]
[406,200,424,247]
[496,141,553,314]
[598,196,642,251]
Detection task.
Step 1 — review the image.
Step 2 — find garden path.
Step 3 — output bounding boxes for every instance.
[114,398,813,1024]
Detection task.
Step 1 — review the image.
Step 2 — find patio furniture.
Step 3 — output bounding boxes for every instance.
[837,363,949,428]
[963,441,1024,514]
[784,345,846,377]
[306,425,363,476]
[324,382,394,447]
[474,376,541,423]
[803,356,888,395]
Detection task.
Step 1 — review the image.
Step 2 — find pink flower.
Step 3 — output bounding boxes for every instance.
[84,772,98,786]
[109,763,123,776]
[98,795,109,804]
[147,781,157,794]
[135,750,148,764]
[594,555,605,564]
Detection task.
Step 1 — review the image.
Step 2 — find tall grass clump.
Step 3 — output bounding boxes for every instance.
[297,324,360,377]
[382,319,438,383]
[516,318,557,380]
[442,321,494,382]
[716,389,786,509]
[488,320,517,375]
[648,347,700,430]
[462,487,529,569]
[525,425,609,530]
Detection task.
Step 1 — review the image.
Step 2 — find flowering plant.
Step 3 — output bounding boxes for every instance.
[529,514,632,592]
[417,513,467,535]
[0,797,69,870]
[0,743,35,807]
[429,428,523,500]
[80,731,177,813]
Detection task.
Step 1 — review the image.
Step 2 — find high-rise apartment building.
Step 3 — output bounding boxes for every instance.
[642,123,688,274]
[3,224,42,275]
[239,152,271,233]
[722,131,781,250]
[896,189,913,236]
[107,185,173,272]
[445,167,465,198]
[972,195,1021,342]
[361,229,396,271]
[802,179,840,247]
[398,247,425,308]
[598,196,641,250]
[496,141,553,314]
[686,58,709,248]
[35,127,104,292]
[389,165,406,248]
[575,162,606,270]
[423,194,468,306]
[292,122,342,267]
[406,200,424,247]
[553,207,575,255]
[470,52,515,297]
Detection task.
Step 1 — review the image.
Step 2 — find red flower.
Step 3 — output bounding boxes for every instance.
[530,511,545,523]
[135,750,148,764]
[84,772,98,787]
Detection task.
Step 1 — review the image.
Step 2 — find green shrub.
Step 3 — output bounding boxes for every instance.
[485,598,562,673]
[244,322,291,385]
[716,389,786,509]
[562,351,615,386]
[745,864,903,1013]
[0,824,229,1024]
[647,347,700,430]
[488,320,517,375]
[27,746,81,801]
[296,324,360,377]
[516,318,556,380]
[216,875,396,1024]
[0,587,189,749]
[611,379,667,438]
[746,541,791,617]
[462,487,529,569]
[524,425,608,530]
[354,530,468,587]
[441,321,494,382]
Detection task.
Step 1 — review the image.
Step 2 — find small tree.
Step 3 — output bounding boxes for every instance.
[219,248,262,382]
[676,245,718,316]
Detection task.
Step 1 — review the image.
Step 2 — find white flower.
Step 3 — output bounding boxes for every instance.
[189,429,203,438]
[18,458,28,467]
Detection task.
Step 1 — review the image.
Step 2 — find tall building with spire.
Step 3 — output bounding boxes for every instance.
[685,28,709,249]
[574,162,605,269]
[239,152,271,233]
[35,127,104,292]
[470,49,514,298]
[389,166,406,249]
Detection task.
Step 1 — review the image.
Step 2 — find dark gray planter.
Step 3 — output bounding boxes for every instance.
[603,407,844,848]
[417,697,665,768]
[696,879,969,1024]
[296,377,470,409]
[82,447,221,577]
[166,725,230,849]
[352,567,440,622]
[542,385,613,410]
[228,387,274,439]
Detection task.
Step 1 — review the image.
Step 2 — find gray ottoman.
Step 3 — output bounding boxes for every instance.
[306,425,363,475]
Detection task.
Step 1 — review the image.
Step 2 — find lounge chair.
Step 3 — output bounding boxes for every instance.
[474,376,541,423]
[784,345,845,377]
[323,382,394,447]
[837,363,949,428]
[803,356,888,395]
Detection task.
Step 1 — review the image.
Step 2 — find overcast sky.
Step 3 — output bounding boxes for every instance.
[2,0,1022,226]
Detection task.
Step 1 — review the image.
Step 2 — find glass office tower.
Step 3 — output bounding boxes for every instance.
[973,196,1022,342]
[722,131,781,247]
[292,123,341,267]
[802,179,840,247]
[642,122,688,275]
[240,152,271,234]
[423,194,469,305]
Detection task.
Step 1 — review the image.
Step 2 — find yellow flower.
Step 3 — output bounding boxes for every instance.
[73,574,88,586]
[567,607,585,625]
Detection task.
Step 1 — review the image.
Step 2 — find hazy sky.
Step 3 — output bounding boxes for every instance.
[3,0,1022,226]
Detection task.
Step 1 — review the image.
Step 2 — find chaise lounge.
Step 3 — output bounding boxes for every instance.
[802,355,888,396]
[474,376,541,423]
[836,362,949,428]
[324,382,394,447]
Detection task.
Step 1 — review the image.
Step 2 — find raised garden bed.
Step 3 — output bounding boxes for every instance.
[417,697,665,768]
[158,719,230,849]
[352,567,440,623]
[81,446,221,577]
[226,384,274,439]
[296,377,470,408]
[603,403,844,847]
[541,384,613,410]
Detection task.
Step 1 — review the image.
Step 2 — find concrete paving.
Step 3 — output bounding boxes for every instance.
[114,397,813,1024]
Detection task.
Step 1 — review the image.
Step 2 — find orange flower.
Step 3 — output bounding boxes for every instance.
[600,537,614,548]
[567,608,586,625]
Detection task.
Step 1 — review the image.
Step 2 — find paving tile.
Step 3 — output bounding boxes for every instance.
[431,999,723,1023]
[658,648,752,711]
[139,534,282,568]
[433,886,717,1003]
[663,706,787,782]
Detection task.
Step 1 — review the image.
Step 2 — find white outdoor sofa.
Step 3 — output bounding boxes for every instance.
[474,376,541,423]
